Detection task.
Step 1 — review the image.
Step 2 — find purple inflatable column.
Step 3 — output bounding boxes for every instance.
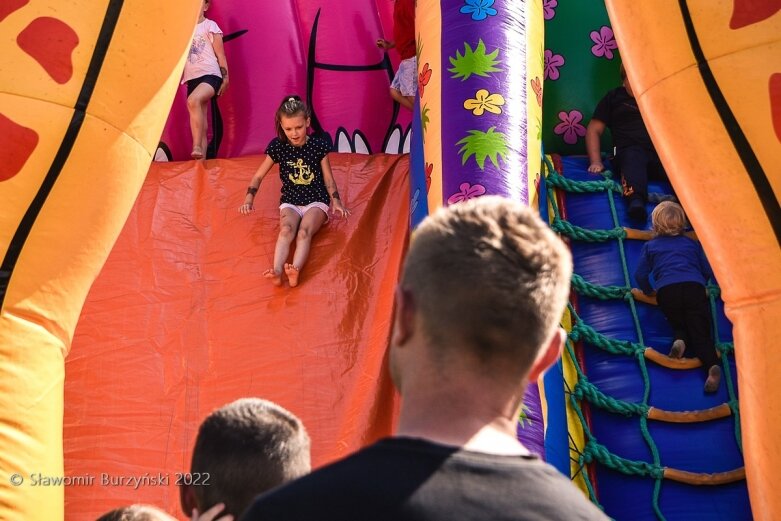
[438,0,536,205]
[418,0,547,456]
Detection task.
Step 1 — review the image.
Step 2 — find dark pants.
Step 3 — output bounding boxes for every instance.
[615,145,667,201]
[656,282,719,370]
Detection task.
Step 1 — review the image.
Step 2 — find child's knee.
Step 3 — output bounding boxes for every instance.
[279,223,296,240]
[296,227,313,241]
[186,95,202,111]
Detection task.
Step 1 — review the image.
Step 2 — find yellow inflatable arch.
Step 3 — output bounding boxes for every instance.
[606,2,781,519]
[0,1,198,518]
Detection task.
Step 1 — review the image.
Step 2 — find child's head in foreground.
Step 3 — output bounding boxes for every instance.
[96,504,176,521]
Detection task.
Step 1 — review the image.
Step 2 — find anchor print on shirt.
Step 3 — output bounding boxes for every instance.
[288,159,314,185]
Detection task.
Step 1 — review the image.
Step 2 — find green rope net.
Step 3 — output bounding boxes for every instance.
[543,157,741,521]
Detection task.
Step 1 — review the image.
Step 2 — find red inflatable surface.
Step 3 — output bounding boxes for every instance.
[63,154,409,518]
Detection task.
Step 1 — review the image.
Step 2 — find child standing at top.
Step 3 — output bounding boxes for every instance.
[376,0,416,110]
[182,0,229,159]
[239,95,350,288]
[635,202,721,392]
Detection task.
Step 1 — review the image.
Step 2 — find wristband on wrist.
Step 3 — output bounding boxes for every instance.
[247,186,258,196]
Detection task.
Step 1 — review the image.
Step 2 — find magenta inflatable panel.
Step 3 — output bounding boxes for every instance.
[158,0,412,160]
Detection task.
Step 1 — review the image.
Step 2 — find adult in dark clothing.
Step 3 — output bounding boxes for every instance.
[241,197,608,521]
[586,64,668,223]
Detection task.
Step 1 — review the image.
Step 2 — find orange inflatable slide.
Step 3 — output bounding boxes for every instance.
[63,154,408,518]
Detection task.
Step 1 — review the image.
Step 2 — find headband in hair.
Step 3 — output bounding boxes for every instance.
[282,97,305,113]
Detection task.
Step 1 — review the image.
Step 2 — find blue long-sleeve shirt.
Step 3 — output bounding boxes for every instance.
[635,235,714,295]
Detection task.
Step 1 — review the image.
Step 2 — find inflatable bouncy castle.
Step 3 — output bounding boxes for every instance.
[0,1,778,519]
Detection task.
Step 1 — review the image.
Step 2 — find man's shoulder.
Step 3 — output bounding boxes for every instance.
[593,86,625,120]
[241,442,387,520]
[242,439,608,520]
[601,86,628,102]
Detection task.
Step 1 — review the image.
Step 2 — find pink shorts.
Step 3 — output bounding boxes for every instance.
[280,202,330,222]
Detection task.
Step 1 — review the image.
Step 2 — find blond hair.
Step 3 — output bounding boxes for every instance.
[651,201,687,236]
[401,196,572,375]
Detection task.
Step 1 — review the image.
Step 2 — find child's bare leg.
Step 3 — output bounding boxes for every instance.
[200,101,209,156]
[390,88,414,110]
[286,208,327,287]
[266,209,300,286]
[187,83,215,158]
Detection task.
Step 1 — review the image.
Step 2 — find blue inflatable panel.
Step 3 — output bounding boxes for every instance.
[558,156,750,521]
[541,170,571,477]
[410,95,429,228]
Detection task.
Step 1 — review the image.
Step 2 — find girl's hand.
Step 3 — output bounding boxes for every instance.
[587,161,604,173]
[217,74,229,96]
[191,503,233,521]
[239,201,254,215]
[332,200,350,218]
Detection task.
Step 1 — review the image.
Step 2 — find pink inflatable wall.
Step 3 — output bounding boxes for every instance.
[158,0,412,160]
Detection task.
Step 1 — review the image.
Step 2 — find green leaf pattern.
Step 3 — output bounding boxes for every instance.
[456,127,508,170]
[448,39,502,80]
[448,30,507,171]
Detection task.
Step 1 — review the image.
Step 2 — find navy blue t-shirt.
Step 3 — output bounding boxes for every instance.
[592,86,653,151]
[265,136,331,206]
[635,235,714,295]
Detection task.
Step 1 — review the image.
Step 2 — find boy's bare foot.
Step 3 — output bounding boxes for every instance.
[191,146,204,159]
[284,263,300,287]
[263,268,282,286]
[704,365,721,393]
[669,339,685,359]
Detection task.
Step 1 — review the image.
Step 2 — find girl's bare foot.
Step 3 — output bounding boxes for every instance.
[191,145,204,159]
[284,263,300,287]
[263,268,282,286]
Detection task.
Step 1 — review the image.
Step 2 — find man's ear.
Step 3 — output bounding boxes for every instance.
[180,482,197,517]
[527,328,565,383]
[391,286,415,347]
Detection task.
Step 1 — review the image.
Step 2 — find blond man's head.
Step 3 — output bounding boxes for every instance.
[399,196,572,377]
[651,201,687,236]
